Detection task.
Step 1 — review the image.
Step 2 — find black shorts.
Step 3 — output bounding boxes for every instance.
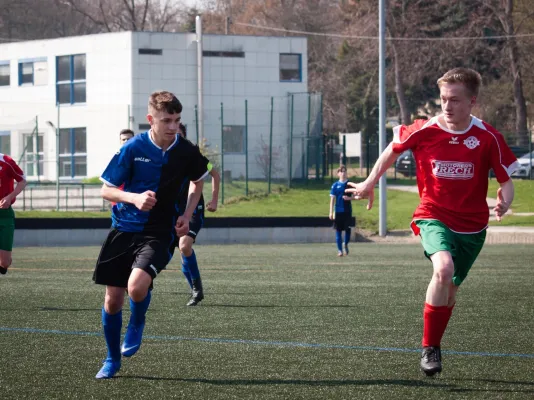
[333,212,353,231]
[186,212,204,242]
[93,228,176,288]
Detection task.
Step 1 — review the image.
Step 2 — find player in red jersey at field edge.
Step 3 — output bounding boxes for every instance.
[344,68,519,376]
[0,153,27,275]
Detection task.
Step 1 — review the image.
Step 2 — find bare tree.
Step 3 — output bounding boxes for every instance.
[255,135,283,180]
[477,0,532,145]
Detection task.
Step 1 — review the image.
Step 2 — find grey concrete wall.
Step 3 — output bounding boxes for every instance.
[13,226,534,247]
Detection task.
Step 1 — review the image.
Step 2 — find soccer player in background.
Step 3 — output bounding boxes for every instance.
[329,165,353,257]
[110,129,135,207]
[177,123,220,306]
[119,128,134,145]
[0,153,27,275]
[93,91,210,379]
[344,68,518,376]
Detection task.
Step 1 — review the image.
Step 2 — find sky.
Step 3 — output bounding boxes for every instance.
[181,0,203,8]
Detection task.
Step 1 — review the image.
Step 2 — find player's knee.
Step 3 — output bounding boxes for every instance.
[431,253,454,283]
[179,240,193,256]
[433,264,454,284]
[104,293,124,314]
[128,284,149,303]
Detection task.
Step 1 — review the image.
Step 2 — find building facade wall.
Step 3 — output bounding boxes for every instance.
[0,31,309,182]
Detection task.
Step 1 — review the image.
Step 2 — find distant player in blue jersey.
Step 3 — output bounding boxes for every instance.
[93,91,210,379]
[177,123,220,306]
[329,165,353,256]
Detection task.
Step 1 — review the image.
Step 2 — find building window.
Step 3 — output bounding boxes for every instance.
[138,48,163,55]
[59,127,87,178]
[18,58,48,86]
[22,133,44,177]
[138,123,151,131]
[0,62,10,86]
[203,51,245,58]
[56,54,86,104]
[0,131,10,154]
[223,125,245,153]
[279,53,302,82]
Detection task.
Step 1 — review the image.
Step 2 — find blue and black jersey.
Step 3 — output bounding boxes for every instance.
[100,131,209,234]
[330,180,352,215]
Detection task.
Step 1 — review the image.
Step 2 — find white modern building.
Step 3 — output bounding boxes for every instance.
[0,30,310,182]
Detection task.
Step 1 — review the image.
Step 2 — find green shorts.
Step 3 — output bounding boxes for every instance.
[0,207,15,252]
[415,219,486,286]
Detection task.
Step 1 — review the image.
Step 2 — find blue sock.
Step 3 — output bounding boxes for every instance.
[129,290,151,326]
[102,308,122,361]
[335,231,343,252]
[181,263,193,289]
[183,250,200,280]
[345,228,351,245]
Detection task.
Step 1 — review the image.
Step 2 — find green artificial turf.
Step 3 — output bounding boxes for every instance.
[1,244,533,399]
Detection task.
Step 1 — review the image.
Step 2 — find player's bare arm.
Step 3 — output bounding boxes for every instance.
[101,184,157,211]
[206,168,220,212]
[0,179,27,209]
[493,179,514,222]
[176,180,204,237]
[344,143,400,210]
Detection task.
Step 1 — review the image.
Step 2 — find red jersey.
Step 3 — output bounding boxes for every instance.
[110,183,125,207]
[0,153,26,205]
[392,116,519,233]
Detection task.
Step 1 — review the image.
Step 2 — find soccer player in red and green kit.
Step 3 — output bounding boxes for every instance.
[0,153,27,275]
[344,68,519,376]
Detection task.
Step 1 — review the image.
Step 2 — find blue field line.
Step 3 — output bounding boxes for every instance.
[1,326,533,359]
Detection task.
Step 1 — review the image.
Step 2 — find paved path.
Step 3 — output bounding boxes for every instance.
[388,185,498,209]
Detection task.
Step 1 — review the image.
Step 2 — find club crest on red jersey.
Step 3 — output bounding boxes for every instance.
[463,136,480,150]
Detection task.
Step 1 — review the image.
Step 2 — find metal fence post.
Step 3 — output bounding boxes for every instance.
[82,184,85,212]
[220,102,224,204]
[245,99,249,196]
[268,96,274,194]
[65,186,68,211]
[195,105,199,145]
[288,94,294,188]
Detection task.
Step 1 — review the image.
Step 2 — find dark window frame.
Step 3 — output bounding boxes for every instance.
[0,62,10,87]
[279,53,302,83]
[139,48,163,55]
[56,54,86,105]
[58,127,87,178]
[203,50,245,58]
[223,125,246,154]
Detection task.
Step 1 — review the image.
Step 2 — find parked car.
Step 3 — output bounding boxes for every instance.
[490,145,530,178]
[395,150,416,177]
[511,150,534,179]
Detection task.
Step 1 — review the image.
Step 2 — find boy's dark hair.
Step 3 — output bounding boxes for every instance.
[179,123,187,138]
[148,91,183,114]
[119,129,134,137]
[337,165,347,173]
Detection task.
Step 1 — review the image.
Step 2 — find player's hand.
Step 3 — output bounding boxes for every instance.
[345,181,375,210]
[206,199,218,212]
[329,212,334,220]
[175,215,190,237]
[493,187,509,222]
[0,196,11,209]
[134,191,157,211]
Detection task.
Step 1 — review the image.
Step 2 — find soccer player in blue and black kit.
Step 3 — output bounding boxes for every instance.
[177,123,220,306]
[93,91,210,379]
[329,165,353,257]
